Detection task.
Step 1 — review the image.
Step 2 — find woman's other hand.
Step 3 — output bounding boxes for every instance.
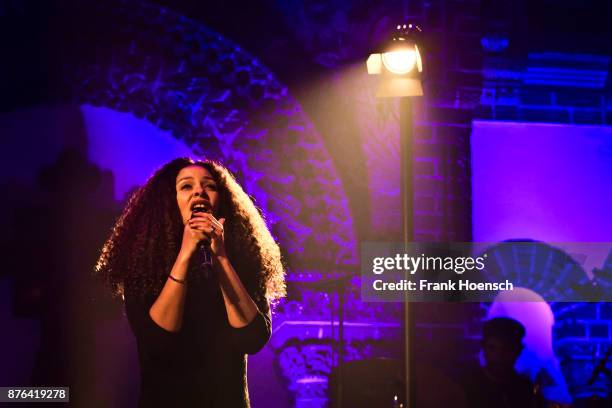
[187,212,226,258]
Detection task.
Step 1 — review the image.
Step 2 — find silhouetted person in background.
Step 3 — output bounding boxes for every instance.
[463,317,543,408]
[8,149,118,407]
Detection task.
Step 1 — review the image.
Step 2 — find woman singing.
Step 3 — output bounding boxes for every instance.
[96,158,285,407]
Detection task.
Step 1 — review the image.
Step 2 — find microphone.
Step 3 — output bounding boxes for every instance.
[191,206,213,268]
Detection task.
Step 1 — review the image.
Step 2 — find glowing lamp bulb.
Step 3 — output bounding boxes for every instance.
[382,47,417,75]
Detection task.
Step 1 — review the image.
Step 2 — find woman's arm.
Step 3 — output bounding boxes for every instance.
[148,222,202,332]
[217,256,272,354]
[189,214,260,327]
[148,250,190,332]
[215,255,259,328]
[189,213,260,327]
[189,213,272,353]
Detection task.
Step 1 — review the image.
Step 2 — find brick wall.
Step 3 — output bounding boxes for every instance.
[407,0,485,376]
[553,303,612,398]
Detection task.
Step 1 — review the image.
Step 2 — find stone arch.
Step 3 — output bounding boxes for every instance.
[4,0,357,269]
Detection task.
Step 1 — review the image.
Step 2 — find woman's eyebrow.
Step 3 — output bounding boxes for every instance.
[176,176,216,183]
[176,176,194,183]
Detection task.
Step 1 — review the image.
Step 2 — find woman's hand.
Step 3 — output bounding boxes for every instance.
[179,221,206,258]
[187,212,227,258]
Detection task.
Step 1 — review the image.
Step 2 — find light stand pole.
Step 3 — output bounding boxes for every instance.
[400,96,415,408]
[367,23,423,408]
[400,97,415,243]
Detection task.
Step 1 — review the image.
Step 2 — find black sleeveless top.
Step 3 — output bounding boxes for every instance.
[123,270,271,408]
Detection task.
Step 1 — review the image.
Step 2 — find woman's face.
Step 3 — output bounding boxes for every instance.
[175,165,220,224]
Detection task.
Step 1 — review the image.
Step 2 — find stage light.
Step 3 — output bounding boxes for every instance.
[365,23,425,408]
[367,24,423,97]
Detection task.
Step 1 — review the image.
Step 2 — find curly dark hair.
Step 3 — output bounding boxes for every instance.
[95,158,286,304]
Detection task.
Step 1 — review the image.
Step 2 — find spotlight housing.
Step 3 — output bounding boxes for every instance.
[367,24,424,98]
